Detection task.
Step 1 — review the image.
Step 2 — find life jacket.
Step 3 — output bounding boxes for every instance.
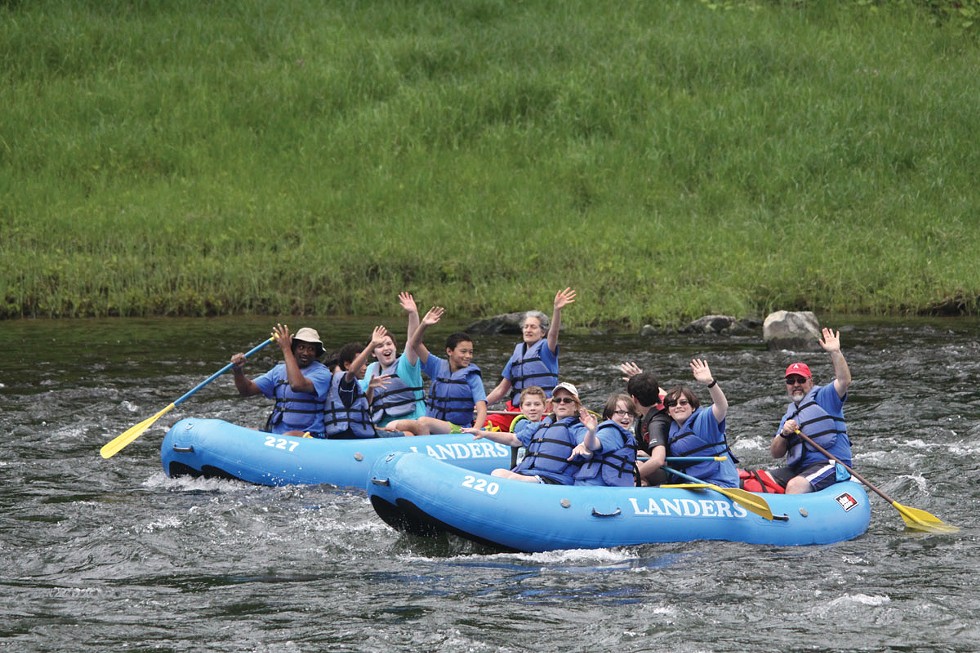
[323,372,377,439]
[574,421,638,487]
[667,407,738,487]
[738,468,785,494]
[367,360,424,424]
[426,361,482,426]
[782,387,850,469]
[264,362,328,434]
[506,340,558,405]
[513,415,582,485]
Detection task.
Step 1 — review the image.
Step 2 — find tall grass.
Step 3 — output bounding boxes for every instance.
[1,0,978,326]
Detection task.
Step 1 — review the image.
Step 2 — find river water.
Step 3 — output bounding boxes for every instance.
[1,316,978,652]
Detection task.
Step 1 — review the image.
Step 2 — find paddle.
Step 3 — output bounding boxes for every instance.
[100,337,275,459]
[662,465,774,521]
[792,430,957,533]
[665,456,728,463]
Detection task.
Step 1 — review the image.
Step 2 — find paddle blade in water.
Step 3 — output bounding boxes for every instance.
[894,501,959,533]
[100,403,175,459]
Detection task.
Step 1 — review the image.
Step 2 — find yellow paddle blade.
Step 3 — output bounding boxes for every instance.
[663,483,774,521]
[100,403,176,459]
[893,501,959,533]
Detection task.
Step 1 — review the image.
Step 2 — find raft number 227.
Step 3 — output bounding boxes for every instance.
[263,436,300,452]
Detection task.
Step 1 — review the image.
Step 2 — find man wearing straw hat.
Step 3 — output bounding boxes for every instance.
[231,323,332,438]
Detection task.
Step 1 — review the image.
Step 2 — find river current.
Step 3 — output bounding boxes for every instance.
[1,316,978,652]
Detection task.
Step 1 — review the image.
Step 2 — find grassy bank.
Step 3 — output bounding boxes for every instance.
[1,0,978,327]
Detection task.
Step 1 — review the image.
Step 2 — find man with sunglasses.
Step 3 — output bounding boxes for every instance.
[769,327,853,494]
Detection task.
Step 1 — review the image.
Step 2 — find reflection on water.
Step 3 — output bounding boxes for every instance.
[0,316,978,652]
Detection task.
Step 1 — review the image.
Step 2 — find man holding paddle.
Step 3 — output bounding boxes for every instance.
[231,323,332,438]
[769,327,853,494]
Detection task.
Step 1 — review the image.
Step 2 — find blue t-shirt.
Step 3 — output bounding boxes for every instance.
[253,361,332,434]
[421,354,487,406]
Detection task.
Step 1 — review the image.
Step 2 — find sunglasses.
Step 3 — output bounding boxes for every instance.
[665,399,690,408]
[552,396,577,405]
[785,376,808,385]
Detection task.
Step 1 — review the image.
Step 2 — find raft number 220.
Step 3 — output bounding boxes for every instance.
[462,475,499,495]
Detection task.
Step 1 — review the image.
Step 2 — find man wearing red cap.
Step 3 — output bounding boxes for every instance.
[769,327,853,494]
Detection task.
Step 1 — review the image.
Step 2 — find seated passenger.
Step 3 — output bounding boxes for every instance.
[323,326,390,440]
[464,385,548,464]
[231,324,332,438]
[363,292,426,427]
[482,382,592,485]
[620,366,671,486]
[663,359,738,488]
[384,307,487,435]
[571,393,639,487]
[485,288,576,411]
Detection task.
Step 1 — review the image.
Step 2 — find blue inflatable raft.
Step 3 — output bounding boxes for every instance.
[368,452,872,551]
[161,418,512,489]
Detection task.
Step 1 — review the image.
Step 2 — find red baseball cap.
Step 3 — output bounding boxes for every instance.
[784,362,812,379]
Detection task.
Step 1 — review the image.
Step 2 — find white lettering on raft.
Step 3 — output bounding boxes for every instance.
[628,497,748,519]
[408,442,510,461]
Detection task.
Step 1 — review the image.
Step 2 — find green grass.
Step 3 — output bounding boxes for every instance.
[1,0,978,327]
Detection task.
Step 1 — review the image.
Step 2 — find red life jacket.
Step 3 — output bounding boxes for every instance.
[738,468,786,494]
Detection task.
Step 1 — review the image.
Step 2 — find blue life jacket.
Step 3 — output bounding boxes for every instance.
[368,360,424,424]
[427,362,482,426]
[506,340,558,405]
[574,421,638,487]
[264,362,328,434]
[323,372,377,439]
[513,415,582,485]
[782,386,851,469]
[667,407,738,487]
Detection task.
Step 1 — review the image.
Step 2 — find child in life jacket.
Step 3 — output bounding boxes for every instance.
[570,393,639,487]
[383,306,487,435]
[471,382,592,484]
[464,386,548,465]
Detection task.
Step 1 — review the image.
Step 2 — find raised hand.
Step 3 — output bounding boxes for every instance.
[554,287,577,311]
[619,361,643,381]
[272,323,292,353]
[690,358,714,385]
[398,292,417,314]
[422,306,444,326]
[369,325,389,348]
[819,328,841,353]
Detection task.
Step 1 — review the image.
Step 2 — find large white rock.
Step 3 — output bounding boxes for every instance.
[763,311,822,350]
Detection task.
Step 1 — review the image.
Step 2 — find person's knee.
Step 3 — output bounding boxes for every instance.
[785,476,813,494]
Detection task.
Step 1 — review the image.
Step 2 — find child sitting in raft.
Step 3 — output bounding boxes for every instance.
[570,393,639,487]
[467,382,594,484]
[323,326,394,440]
[362,292,427,428]
[464,385,548,464]
[383,307,488,435]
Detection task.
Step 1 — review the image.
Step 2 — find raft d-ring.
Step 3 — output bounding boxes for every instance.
[172,446,194,453]
[383,452,396,462]
[560,498,571,508]
[183,422,195,431]
[591,507,622,517]
[353,452,364,462]
[371,477,390,487]
[799,507,809,518]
